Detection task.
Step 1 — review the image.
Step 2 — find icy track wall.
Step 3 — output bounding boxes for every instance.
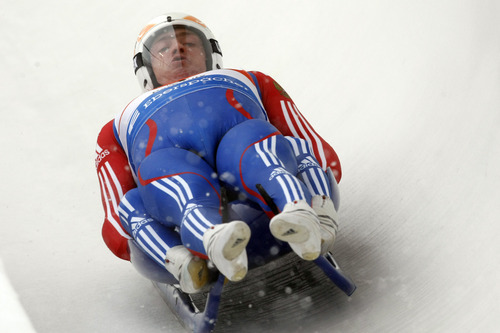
[1,1,499,332]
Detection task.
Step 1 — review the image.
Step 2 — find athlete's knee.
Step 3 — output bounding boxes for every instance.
[218,120,295,166]
[223,119,279,141]
[220,119,279,149]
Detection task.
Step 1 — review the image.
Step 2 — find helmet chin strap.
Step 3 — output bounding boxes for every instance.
[134,52,161,91]
[210,39,222,56]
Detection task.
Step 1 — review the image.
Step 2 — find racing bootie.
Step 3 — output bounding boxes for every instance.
[269,200,322,260]
[311,195,339,254]
[165,245,210,294]
[203,221,251,282]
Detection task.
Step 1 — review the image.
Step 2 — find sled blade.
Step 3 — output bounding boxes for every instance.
[153,282,199,331]
[314,253,356,296]
[192,274,225,333]
[154,273,225,333]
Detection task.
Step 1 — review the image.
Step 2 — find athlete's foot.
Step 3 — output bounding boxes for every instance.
[311,195,339,254]
[165,245,210,294]
[203,221,251,281]
[269,200,322,260]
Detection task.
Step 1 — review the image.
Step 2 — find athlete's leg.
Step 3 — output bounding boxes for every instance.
[136,147,250,281]
[119,188,183,264]
[285,137,339,254]
[136,148,224,254]
[216,119,322,260]
[216,119,311,213]
[285,137,332,197]
[118,188,209,293]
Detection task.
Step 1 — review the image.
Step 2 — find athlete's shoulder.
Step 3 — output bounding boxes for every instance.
[113,90,155,137]
[243,71,289,97]
[97,120,116,147]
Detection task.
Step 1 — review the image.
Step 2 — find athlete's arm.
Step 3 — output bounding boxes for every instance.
[95,120,136,260]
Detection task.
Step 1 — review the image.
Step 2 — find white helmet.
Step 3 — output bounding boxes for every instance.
[133,13,223,91]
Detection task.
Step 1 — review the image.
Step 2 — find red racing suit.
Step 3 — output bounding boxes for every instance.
[95,70,342,261]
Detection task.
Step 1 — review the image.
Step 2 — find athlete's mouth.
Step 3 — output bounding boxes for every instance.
[172,56,187,62]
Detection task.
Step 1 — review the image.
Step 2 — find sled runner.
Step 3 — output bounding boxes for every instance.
[130,239,355,333]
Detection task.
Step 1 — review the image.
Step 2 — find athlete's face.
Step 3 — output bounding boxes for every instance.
[149,27,207,86]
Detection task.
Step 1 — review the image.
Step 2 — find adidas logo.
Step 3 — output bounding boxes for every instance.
[269,167,287,181]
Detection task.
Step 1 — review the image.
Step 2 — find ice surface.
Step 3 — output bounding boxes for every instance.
[1,1,499,332]
[0,259,36,333]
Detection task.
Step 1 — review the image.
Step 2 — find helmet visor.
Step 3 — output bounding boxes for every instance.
[141,25,210,85]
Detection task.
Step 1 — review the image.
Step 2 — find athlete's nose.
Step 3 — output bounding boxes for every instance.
[171,41,185,55]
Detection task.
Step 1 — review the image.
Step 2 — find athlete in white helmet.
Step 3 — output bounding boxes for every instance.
[133,13,223,90]
[96,13,341,294]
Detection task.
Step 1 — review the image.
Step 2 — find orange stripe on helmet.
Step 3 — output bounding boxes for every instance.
[137,23,156,43]
[183,15,207,28]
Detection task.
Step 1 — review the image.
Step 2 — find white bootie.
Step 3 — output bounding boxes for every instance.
[311,195,339,254]
[164,245,209,294]
[203,221,251,282]
[269,200,322,261]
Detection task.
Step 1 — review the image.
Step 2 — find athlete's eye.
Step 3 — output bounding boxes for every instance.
[158,47,169,55]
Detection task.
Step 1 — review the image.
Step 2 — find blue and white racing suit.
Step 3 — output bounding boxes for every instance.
[113,69,332,262]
